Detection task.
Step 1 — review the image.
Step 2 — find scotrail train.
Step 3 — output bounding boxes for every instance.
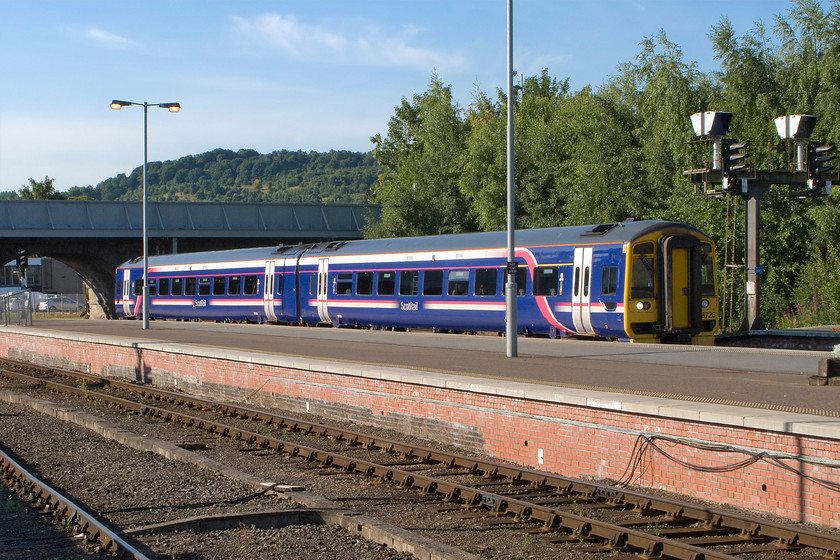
[115,220,719,344]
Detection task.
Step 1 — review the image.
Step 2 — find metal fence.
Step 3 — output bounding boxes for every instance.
[1,290,33,326]
[1,290,86,325]
[33,293,85,314]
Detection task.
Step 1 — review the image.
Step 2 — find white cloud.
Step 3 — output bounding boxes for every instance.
[86,27,139,49]
[231,13,466,71]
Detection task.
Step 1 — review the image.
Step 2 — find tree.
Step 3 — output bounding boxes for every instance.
[18,176,64,200]
[368,74,473,238]
[554,88,647,226]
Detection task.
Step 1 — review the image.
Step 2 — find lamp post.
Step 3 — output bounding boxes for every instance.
[110,99,180,329]
[505,0,518,357]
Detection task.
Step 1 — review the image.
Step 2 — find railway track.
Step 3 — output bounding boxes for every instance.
[2,357,838,560]
[0,445,151,560]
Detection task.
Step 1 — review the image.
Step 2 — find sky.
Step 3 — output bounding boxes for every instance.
[0,0,803,192]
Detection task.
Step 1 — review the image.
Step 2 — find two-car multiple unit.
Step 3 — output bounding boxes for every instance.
[115,220,719,344]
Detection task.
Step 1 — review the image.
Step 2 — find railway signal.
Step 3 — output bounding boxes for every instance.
[16,248,28,270]
[721,138,749,192]
[684,112,837,334]
[806,142,836,192]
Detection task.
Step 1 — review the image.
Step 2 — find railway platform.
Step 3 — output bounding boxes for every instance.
[1,319,839,527]
[11,318,838,415]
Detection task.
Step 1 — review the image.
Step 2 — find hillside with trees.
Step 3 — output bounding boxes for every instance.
[368,0,840,330]
[57,148,382,204]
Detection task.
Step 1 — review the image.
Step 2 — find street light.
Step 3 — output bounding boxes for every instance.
[110,99,180,329]
[505,0,517,357]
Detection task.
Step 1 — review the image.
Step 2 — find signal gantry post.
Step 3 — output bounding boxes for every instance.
[685,112,837,333]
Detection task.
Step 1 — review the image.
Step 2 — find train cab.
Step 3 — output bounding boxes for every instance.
[625,231,718,344]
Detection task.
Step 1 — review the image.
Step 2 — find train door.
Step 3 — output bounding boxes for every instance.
[264,261,277,321]
[572,247,595,334]
[316,258,331,323]
[661,235,702,335]
[121,269,132,317]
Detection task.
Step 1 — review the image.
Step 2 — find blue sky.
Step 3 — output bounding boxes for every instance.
[0,0,801,192]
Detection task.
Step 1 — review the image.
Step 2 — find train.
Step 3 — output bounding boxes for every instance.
[115,219,719,344]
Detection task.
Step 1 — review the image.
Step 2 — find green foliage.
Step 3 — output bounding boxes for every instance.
[18,176,64,200]
[367,74,474,238]
[62,148,382,205]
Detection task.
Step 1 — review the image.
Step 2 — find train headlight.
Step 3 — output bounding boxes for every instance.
[635,301,651,310]
[701,299,709,308]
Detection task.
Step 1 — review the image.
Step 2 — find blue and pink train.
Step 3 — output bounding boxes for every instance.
[115,219,719,344]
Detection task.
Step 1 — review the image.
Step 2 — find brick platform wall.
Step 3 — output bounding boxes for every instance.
[2,330,838,528]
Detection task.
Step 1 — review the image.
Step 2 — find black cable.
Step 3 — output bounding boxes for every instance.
[615,434,840,496]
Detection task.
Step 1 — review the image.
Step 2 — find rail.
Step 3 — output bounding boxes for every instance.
[0,445,152,560]
[3,358,839,559]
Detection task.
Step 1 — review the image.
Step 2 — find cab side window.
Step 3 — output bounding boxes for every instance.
[631,242,655,299]
[601,267,618,296]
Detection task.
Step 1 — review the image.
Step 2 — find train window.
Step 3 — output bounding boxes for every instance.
[422,270,443,296]
[198,277,211,296]
[171,277,183,296]
[474,268,497,296]
[447,270,469,296]
[213,277,226,296]
[573,267,580,297]
[134,279,143,296]
[356,272,373,295]
[634,242,654,254]
[700,243,716,295]
[377,271,396,295]
[158,278,170,296]
[399,271,419,296]
[185,277,197,296]
[228,275,241,296]
[601,267,618,296]
[336,273,353,295]
[631,243,655,299]
[244,275,259,295]
[515,268,527,296]
[147,279,157,296]
[309,273,316,295]
[583,268,590,297]
[533,267,558,296]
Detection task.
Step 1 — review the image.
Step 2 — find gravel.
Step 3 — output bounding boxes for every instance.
[0,376,568,559]
[0,389,417,560]
[2,371,835,560]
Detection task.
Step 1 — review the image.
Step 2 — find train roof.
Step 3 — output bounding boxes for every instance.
[119,220,706,268]
[298,220,706,258]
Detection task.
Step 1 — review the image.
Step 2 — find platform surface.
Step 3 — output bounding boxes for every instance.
[9,319,838,418]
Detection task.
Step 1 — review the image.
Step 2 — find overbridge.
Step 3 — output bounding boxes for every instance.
[0,200,379,319]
